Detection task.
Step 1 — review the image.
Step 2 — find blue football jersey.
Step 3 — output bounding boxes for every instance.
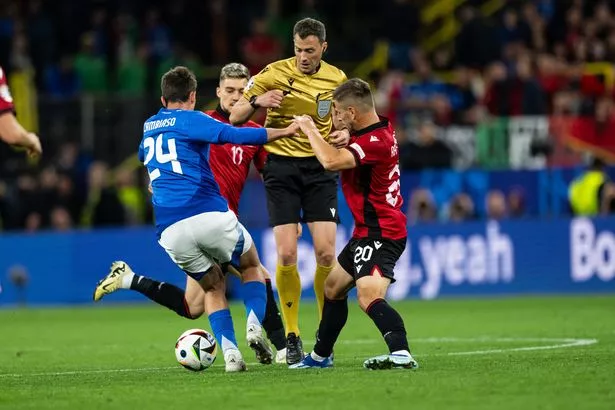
[139,108,267,235]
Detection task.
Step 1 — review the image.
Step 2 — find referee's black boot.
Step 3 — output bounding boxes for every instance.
[285,332,305,365]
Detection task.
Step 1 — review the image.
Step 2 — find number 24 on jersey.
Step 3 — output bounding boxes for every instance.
[143,133,183,181]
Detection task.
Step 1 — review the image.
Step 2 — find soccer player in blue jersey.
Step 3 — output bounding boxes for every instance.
[93,66,298,372]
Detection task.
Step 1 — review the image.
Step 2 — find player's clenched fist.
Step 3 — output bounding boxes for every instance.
[26,133,42,159]
[328,129,350,148]
[283,121,301,137]
[293,115,321,139]
[293,114,315,130]
[255,90,285,108]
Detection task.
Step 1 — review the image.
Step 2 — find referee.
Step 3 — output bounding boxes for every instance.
[230,18,348,365]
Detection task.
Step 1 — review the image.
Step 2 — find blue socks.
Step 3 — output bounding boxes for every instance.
[242,281,266,327]
[208,282,267,355]
[208,309,238,354]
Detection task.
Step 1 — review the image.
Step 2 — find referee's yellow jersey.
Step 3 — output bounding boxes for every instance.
[243,57,347,157]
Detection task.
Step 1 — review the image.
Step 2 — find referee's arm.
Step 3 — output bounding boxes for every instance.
[230,91,284,125]
[230,64,280,125]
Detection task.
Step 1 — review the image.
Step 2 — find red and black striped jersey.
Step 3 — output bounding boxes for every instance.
[343,118,407,240]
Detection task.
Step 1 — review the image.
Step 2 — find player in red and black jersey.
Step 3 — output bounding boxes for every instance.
[0,66,42,157]
[290,78,418,370]
[206,104,267,215]
[205,64,286,361]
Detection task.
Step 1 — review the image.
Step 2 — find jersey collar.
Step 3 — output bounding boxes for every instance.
[293,60,322,76]
[353,117,389,137]
[159,107,184,113]
[215,104,230,121]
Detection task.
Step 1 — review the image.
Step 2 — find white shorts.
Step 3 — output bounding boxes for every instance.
[158,210,253,281]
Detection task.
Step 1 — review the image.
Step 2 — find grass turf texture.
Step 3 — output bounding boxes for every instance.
[0,296,613,410]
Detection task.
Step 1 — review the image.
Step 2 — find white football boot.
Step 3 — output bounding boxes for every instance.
[93,261,133,301]
[363,351,419,370]
[246,324,274,364]
[224,349,247,372]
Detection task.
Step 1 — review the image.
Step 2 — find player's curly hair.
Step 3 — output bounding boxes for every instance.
[161,66,197,103]
[293,18,326,43]
[219,63,250,82]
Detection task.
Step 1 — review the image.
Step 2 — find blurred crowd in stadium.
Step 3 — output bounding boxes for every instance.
[1,0,615,232]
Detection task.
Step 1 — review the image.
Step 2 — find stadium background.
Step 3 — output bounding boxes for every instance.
[1,0,615,304]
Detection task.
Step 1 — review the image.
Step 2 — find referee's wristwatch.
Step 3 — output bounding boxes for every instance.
[249,95,260,109]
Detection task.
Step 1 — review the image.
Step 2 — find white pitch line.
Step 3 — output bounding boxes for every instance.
[1,337,560,353]
[446,338,598,356]
[0,337,598,378]
[0,366,177,378]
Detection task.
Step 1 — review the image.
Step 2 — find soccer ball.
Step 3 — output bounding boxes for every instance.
[175,328,217,371]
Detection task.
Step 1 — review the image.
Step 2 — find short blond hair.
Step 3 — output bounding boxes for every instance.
[220,63,250,82]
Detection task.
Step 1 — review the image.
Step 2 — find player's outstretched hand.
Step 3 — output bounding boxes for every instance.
[256,90,285,108]
[293,115,316,133]
[329,129,350,149]
[265,122,300,141]
[26,133,42,159]
[284,121,301,137]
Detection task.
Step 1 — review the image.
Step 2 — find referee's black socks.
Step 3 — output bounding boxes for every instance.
[365,298,410,354]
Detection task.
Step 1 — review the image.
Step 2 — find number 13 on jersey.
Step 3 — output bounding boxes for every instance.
[143,133,183,181]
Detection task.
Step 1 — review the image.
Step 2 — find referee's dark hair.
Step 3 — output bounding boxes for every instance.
[293,18,326,43]
[161,66,197,104]
[333,78,374,111]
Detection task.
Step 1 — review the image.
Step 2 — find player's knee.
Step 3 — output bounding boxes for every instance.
[200,267,224,292]
[241,267,264,283]
[277,247,297,265]
[184,296,205,319]
[314,248,335,267]
[324,282,338,300]
[357,293,378,312]
[356,286,383,312]
[239,244,260,271]
[200,280,215,293]
[324,277,344,300]
[187,307,204,319]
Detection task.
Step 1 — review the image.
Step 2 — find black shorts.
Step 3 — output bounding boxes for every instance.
[262,154,338,227]
[337,237,407,282]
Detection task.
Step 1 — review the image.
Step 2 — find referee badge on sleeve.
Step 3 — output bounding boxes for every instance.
[317,100,332,118]
[245,77,255,91]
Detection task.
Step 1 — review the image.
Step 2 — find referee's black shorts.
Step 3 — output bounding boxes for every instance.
[262,153,338,227]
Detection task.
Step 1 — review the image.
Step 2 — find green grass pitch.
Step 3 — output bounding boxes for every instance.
[0,295,613,410]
